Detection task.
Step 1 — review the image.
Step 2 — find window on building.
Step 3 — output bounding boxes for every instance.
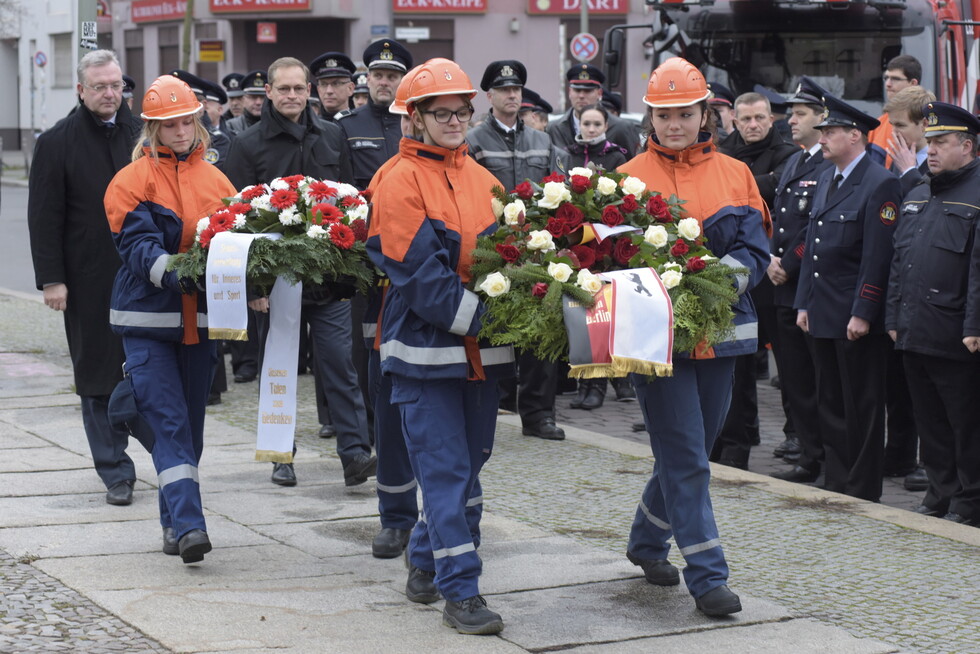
[53,33,73,88]
[159,25,179,76]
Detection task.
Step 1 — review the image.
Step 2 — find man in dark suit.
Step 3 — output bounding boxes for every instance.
[794,94,902,502]
[546,63,640,156]
[768,77,833,482]
[28,50,143,506]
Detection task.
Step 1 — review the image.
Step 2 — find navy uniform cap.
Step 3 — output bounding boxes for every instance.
[707,82,734,106]
[241,70,268,95]
[222,73,245,98]
[566,63,604,89]
[816,93,880,133]
[122,75,136,100]
[310,52,356,80]
[480,60,527,91]
[754,84,788,114]
[169,69,207,95]
[352,72,369,94]
[600,89,623,114]
[924,101,980,137]
[202,79,227,105]
[363,39,413,73]
[520,87,553,115]
[787,76,826,106]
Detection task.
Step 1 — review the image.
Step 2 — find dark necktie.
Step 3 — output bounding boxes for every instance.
[826,173,844,203]
[102,122,116,139]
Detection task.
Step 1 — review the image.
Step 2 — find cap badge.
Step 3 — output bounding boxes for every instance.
[668,80,676,91]
[326,58,337,68]
[380,48,394,61]
[579,70,590,80]
[229,79,239,89]
[170,92,178,103]
[927,112,938,126]
[357,74,367,85]
[501,65,514,78]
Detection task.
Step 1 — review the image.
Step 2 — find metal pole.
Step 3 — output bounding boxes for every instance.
[559,22,567,114]
[580,0,589,36]
[182,0,196,70]
[77,0,96,61]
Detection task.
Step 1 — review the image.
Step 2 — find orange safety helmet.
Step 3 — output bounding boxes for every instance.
[140,75,203,121]
[405,58,476,112]
[389,64,425,116]
[643,57,710,108]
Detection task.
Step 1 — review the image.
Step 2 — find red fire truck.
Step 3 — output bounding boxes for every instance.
[605,0,980,113]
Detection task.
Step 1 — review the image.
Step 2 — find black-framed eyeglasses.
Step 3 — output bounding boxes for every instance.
[421,107,474,124]
[83,81,125,94]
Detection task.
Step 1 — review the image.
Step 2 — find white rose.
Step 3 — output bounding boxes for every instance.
[479,272,511,297]
[596,176,618,196]
[278,207,301,226]
[306,224,327,239]
[491,197,504,219]
[664,262,682,272]
[251,194,272,211]
[677,217,701,241]
[270,178,289,191]
[547,261,573,283]
[196,217,211,235]
[622,176,646,196]
[232,214,247,229]
[569,166,593,179]
[644,225,669,248]
[538,181,571,209]
[576,269,604,294]
[526,229,556,251]
[661,269,683,289]
[503,200,526,226]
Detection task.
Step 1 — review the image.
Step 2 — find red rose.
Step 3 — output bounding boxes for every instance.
[270,189,299,210]
[543,172,566,183]
[240,185,268,201]
[571,244,596,270]
[601,205,624,227]
[647,195,671,221]
[595,236,613,258]
[622,194,639,213]
[282,174,305,189]
[306,180,338,202]
[532,282,549,298]
[495,243,521,263]
[556,202,584,231]
[340,195,365,208]
[570,175,590,194]
[313,203,344,225]
[350,218,368,242]
[198,227,215,249]
[613,237,640,265]
[546,217,568,238]
[670,239,690,257]
[329,223,356,249]
[686,256,706,272]
[514,181,534,200]
[227,202,252,216]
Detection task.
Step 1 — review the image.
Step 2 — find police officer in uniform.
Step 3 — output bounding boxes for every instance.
[519,87,552,132]
[121,74,136,110]
[352,72,369,109]
[547,63,640,156]
[310,52,356,122]
[769,77,832,482]
[224,70,267,136]
[794,94,902,502]
[466,60,567,441]
[168,70,231,170]
[887,102,980,527]
[220,72,245,131]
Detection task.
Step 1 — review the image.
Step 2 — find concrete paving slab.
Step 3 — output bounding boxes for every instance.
[0,405,94,455]
[0,445,93,472]
[205,478,377,524]
[201,416,255,447]
[0,488,160,528]
[490,578,790,651]
[198,459,358,494]
[0,515,272,559]
[0,423,50,449]
[562,618,901,654]
[0,352,74,398]
[477,512,553,543]
[0,392,79,411]
[250,516,381,558]
[0,468,113,497]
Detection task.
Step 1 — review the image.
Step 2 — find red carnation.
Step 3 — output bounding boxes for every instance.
[532,282,549,298]
[306,180,338,202]
[543,172,566,183]
[570,175,590,194]
[601,205,624,227]
[547,217,569,238]
[571,244,596,270]
[514,181,534,200]
[613,237,640,265]
[495,243,521,263]
[647,195,671,221]
[270,189,299,210]
[228,202,252,216]
[622,194,639,213]
[686,256,706,272]
[556,202,584,231]
[313,203,344,225]
[670,239,690,257]
[198,227,215,249]
[340,195,365,208]
[329,223,356,249]
[282,174,306,189]
[240,185,268,201]
[350,218,368,242]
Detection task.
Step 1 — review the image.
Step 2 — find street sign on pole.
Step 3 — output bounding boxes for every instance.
[570,32,599,63]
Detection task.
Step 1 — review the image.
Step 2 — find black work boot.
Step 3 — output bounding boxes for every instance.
[373,527,411,559]
[626,551,680,586]
[178,529,212,564]
[406,564,441,604]
[442,595,504,635]
[695,584,742,616]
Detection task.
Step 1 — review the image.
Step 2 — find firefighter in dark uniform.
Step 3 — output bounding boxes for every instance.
[220,72,244,131]
[224,70,266,136]
[339,40,412,189]
[310,51,356,122]
[168,71,231,169]
[794,93,902,502]
[769,77,832,482]
[121,74,136,110]
[547,63,641,156]
[887,102,980,527]
[519,87,552,132]
[352,72,369,109]
[466,60,567,442]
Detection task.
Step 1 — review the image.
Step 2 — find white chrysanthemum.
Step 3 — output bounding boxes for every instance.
[677,217,701,241]
[503,200,526,226]
[569,166,593,179]
[644,225,668,248]
[479,272,511,297]
[278,207,301,226]
[526,229,556,251]
[661,269,683,289]
[251,194,272,211]
[622,176,646,196]
[270,178,289,191]
[307,224,327,239]
[232,214,247,229]
[334,183,360,198]
[596,176,618,196]
[196,217,211,235]
[576,269,604,294]
[538,181,572,209]
[348,203,369,221]
[547,261,573,283]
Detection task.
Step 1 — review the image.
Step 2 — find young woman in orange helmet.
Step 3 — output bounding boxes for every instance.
[104,75,236,564]
[617,57,771,616]
[366,59,515,635]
